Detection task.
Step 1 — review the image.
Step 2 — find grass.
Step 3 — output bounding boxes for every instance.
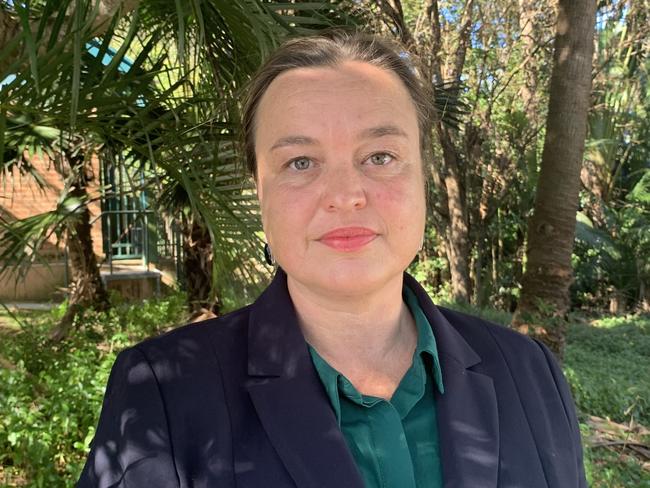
[566,314,650,487]
[565,315,650,426]
[0,297,648,487]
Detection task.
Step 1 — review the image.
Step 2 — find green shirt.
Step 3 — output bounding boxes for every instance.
[308,286,445,488]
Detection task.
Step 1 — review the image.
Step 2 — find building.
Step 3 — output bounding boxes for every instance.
[0,152,180,302]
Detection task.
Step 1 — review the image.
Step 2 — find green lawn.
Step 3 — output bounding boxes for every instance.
[0,298,648,487]
[565,315,650,488]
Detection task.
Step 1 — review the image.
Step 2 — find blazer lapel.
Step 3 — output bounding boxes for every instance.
[246,269,364,488]
[405,274,500,488]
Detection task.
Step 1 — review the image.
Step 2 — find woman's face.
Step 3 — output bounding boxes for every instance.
[255,60,426,297]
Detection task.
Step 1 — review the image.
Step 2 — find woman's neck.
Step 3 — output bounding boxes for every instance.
[287,274,417,398]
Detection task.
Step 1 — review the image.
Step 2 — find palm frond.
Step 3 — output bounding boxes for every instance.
[0,192,86,279]
[433,80,470,131]
[1,0,359,300]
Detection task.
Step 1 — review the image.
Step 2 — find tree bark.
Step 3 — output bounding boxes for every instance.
[51,156,109,341]
[426,0,475,303]
[513,0,597,361]
[640,282,650,313]
[517,0,542,113]
[439,130,472,302]
[181,217,220,319]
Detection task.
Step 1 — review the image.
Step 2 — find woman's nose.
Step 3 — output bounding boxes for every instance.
[320,164,368,212]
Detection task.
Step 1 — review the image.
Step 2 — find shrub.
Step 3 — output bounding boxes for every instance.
[0,292,186,487]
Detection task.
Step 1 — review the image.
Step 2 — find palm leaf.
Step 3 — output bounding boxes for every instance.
[1,0,358,302]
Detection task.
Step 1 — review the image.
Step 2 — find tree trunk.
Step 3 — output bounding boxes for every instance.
[440,129,472,302]
[608,290,626,315]
[638,258,650,313]
[51,158,109,341]
[517,0,543,113]
[181,217,220,319]
[639,280,650,313]
[513,0,597,361]
[426,0,475,303]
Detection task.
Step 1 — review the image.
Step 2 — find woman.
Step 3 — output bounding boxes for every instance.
[77,31,587,488]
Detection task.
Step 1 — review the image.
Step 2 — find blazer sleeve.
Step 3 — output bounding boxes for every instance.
[76,346,179,488]
[534,339,588,488]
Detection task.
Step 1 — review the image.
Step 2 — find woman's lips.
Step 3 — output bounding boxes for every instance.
[317,227,378,252]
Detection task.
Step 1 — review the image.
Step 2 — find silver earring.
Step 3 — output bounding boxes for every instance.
[419,236,424,251]
[264,243,275,266]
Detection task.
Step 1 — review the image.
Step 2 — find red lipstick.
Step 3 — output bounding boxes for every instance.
[317,227,378,252]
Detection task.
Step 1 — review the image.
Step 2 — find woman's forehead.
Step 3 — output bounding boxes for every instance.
[255,61,419,148]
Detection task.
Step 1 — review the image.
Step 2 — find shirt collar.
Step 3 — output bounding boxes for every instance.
[403,285,445,396]
[308,284,444,424]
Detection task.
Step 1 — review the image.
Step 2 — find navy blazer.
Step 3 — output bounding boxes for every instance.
[77,270,587,487]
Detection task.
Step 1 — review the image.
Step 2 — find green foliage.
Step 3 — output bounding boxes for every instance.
[435,299,514,327]
[571,4,650,311]
[580,432,650,488]
[564,315,650,425]
[582,431,650,488]
[0,293,186,487]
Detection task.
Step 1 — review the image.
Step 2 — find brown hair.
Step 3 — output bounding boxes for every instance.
[241,29,433,177]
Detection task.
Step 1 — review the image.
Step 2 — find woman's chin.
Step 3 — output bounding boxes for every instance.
[286,259,405,298]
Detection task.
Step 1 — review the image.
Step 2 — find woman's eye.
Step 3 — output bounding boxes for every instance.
[289,157,312,170]
[368,153,393,166]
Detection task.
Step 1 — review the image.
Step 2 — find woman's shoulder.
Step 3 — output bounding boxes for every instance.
[124,304,254,372]
[434,305,559,373]
[438,304,547,347]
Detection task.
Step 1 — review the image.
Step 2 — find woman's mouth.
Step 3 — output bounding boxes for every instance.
[317,227,378,252]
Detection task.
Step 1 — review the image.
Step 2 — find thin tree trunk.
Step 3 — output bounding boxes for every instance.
[427,0,475,303]
[637,258,650,313]
[51,159,109,341]
[440,131,472,302]
[517,0,542,113]
[513,0,597,361]
[181,217,220,319]
[639,280,650,313]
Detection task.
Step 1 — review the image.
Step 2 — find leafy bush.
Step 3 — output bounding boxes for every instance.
[0,293,186,487]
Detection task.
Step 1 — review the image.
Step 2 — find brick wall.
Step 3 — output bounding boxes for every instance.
[1,153,173,302]
[0,152,104,258]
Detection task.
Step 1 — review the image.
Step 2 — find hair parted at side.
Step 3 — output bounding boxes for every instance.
[241,29,433,177]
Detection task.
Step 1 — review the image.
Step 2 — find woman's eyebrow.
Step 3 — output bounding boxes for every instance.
[270,135,316,151]
[269,125,407,151]
[360,125,408,139]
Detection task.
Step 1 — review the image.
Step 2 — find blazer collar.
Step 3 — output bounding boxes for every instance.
[246,268,365,487]
[247,269,498,488]
[247,267,301,377]
[248,270,483,375]
[404,273,500,488]
[403,273,481,369]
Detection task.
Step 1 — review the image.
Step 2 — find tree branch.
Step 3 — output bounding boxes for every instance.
[426,0,444,82]
[376,0,414,48]
[450,0,475,81]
